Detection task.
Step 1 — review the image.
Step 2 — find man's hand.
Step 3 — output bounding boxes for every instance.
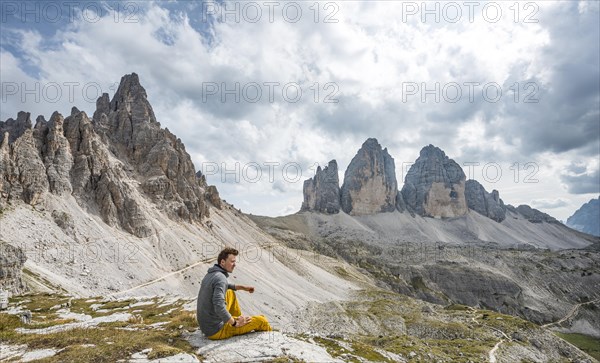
[234,316,252,327]
[238,285,255,293]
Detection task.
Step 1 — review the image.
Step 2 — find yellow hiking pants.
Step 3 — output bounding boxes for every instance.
[207,290,272,340]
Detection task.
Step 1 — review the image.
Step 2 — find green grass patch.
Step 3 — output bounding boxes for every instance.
[266,355,306,363]
[27,318,79,329]
[476,310,537,331]
[0,313,24,336]
[410,276,428,291]
[334,266,351,278]
[146,343,184,359]
[445,303,470,311]
[555,332,600,360]
[21,269,68,294]
[165,310,198,332]
[2,293,200,363]
[361,334,492,362]
[312,335,396,363]
[350,340,392,362]
[68,298,102,316]
[25,328,196,363]
[99,299,136,310]
[11,292,70,311]
[312,336,354,358]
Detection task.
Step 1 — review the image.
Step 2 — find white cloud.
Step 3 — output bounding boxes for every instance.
[1,1,598,221]
[530,198,569,209]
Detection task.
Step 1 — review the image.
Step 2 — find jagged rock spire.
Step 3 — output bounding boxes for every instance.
[90,73,211,223]
[401,145,467,218]
[0,111,32,144]
[465,179,506,222]
[301,160,341,214]
[340,138,398,215]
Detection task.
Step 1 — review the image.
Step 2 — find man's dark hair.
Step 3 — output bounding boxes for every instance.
[218,247,239,265]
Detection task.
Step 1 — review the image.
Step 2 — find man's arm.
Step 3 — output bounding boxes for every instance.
[231,284,254,293]
[212,281,232,324]
[216,282,250,327]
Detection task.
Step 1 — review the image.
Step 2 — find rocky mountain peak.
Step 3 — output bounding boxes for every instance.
[362,137,382,149]
[566,197,600,236]
[401,144,467,218]
[112,73,144,98]
[109,73,156,122]
[35,115,47,125]
[0,73,218,237]
[465,179,506,222]
[420,143,437,153]
[93,73,158,145]
[340,138,397,215]
[301,160,341,214]
[89,73,211,223]
[419,144,448,161]
[94,74,154,150]
[0,111,32,144]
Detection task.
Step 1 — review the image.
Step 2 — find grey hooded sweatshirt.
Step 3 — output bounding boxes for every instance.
[196,264,236,336]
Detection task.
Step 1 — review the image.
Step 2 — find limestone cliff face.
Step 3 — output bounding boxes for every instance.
[0,73,220,237]
[66,110,155,237]
[0,113,48,206]
[401,145,467,218]
[0,112,31,144]
[465,179,506,222]
[37,112,73,196]
[340,139,397,215]
[301,160,340,214]
[0,242,27,294]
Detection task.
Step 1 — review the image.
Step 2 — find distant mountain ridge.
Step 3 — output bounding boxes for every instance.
[300,137,575,239]
[254,144,600,339]
[567,197,600,236]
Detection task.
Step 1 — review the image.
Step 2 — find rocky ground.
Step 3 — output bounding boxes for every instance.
[1,286,598,362]
[250,211,600,362]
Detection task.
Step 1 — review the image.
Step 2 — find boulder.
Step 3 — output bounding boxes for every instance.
[0,242,27,295]
[206,185,222,210]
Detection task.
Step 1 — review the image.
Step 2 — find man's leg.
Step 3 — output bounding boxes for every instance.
[230,314,272,337]
[207,290,272,340]
[225,289,241,317]
[208,315,272,340]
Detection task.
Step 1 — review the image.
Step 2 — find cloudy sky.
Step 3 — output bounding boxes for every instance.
[1,0,598,221]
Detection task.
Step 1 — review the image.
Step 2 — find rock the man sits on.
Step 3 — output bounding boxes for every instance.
[196,247,272,339]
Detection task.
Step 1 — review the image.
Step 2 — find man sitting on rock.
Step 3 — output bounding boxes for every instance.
[196,247,272,340]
